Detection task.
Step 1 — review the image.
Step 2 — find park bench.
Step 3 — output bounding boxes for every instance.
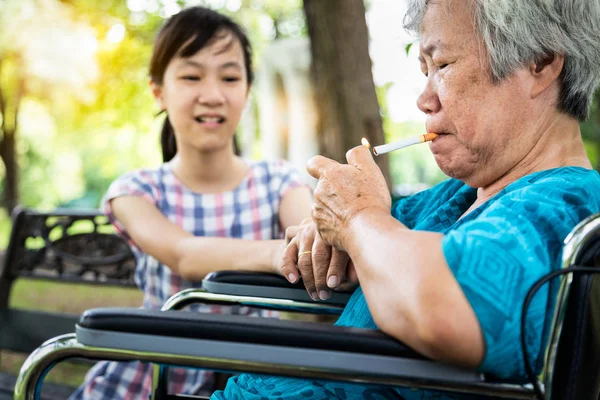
[0,207,136,400]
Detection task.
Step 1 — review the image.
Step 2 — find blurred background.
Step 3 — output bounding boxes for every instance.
[1,0,600,389]
[0,0,599,246]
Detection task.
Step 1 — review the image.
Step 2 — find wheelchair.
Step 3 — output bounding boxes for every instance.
[13,213,600,400]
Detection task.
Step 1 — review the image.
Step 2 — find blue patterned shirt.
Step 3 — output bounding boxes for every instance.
[214,166,600,400]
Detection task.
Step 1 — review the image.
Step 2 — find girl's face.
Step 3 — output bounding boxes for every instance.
[152,32,249,155]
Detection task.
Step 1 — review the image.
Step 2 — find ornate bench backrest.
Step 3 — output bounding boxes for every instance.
[0,207,136,300]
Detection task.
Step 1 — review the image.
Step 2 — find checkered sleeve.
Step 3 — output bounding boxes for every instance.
[267,159,309,199]
[102,169,161,247]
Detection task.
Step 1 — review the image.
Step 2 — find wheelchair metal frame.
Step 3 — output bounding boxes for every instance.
[13,213,600,400]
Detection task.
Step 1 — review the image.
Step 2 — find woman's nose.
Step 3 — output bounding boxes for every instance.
[416,77,441,115]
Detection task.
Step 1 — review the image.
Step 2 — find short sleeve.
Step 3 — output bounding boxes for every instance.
[441,183,598,379]
[392,179,471,228]
[267,159,310,199]
[102,169,162,245]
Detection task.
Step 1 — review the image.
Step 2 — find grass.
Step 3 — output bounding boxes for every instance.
[1,279,143,388]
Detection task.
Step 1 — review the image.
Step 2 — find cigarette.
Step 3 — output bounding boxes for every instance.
[372,133,438,156]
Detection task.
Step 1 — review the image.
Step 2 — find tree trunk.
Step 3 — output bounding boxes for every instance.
[0,56,22,213]
[302,0,391,189]
[0,130,18,212]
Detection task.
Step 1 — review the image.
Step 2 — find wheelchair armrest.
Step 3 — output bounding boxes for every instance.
[78,307,407,356]
[74,307,490,389]
[202,271,352,306]
[18,308,535,399]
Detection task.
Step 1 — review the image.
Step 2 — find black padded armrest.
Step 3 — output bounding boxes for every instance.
[205,270,304,289]
[78,307,420,358]
[75,307,487,389]
[203,271,352,306]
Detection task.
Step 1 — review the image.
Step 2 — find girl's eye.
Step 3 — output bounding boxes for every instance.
[223,77,240,82]
[182,76,200,81]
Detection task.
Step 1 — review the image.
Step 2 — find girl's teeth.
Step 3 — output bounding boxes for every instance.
[199,117,222,122]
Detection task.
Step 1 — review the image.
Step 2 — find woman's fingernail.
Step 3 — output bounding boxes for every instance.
[319,290,331,300]
[327,276,338,288]
[288,273,297,283]
[310,292,319,301]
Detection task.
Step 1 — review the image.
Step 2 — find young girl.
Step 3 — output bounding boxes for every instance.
[70,6,312,399]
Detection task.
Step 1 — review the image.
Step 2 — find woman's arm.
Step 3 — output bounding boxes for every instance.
[344,209,484,368]
[306,147,484,367]
[111,196,285,281]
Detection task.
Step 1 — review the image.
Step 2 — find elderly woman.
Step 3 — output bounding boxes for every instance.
[213,0,600,399]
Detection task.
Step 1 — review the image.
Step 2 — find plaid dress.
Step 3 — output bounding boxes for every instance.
[69,159,306,400]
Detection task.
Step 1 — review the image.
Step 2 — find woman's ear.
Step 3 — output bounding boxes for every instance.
[150,80,166,110]
[529,53,564,98]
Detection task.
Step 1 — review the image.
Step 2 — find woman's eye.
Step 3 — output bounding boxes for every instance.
[439,63,449,70]
[223,77,241,82]
[182,76,200,81]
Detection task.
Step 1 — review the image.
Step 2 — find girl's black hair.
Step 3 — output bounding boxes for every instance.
[150,7,253,162]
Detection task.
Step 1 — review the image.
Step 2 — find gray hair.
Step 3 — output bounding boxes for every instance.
[404,0,600,121]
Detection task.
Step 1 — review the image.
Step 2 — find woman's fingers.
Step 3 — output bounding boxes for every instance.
[312,237,332,300]
[326,248,350,289]
[285,225,302,244]
[280,237,301,283]
[282,221,349,301]
[295,231,317,300]
[335,260,359,292]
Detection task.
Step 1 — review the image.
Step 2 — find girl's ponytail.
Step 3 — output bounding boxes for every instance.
[161,116,177,162]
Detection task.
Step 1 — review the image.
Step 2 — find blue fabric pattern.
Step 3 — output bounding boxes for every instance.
[213,167,600,400]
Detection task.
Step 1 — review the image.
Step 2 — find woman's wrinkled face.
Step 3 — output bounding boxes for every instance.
[153,32,249,154]
[417,1,537,188]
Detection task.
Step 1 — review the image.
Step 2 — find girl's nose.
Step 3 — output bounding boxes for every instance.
[197,80,225,106]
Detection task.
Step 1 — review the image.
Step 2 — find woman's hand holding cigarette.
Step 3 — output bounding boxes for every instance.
[280,220,357,301]
[306,145,391,252]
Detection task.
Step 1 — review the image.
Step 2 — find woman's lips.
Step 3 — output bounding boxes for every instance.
[429,132,451,150]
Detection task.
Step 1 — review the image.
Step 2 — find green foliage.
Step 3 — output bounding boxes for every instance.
[2,0,600,248]
[0,208,10,249]
[581,89,600,170]
[0,0,312,247]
